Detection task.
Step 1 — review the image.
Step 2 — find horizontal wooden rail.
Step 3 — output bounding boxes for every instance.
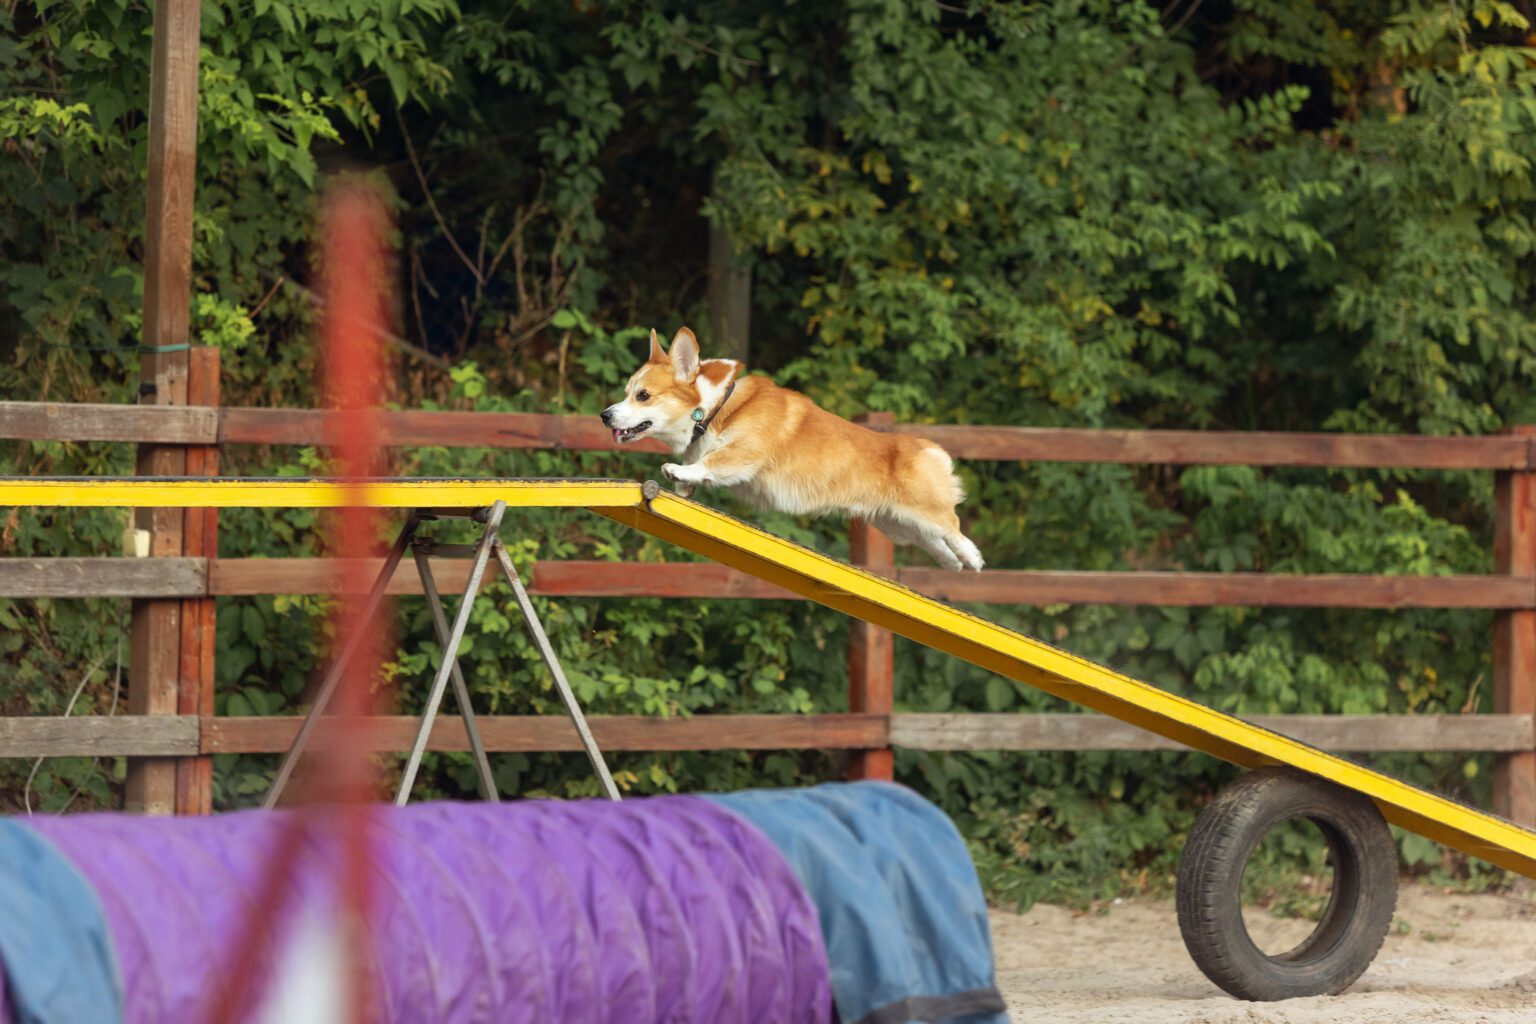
[4,400,1532,468]
[1,713,1526,758]
[216,411,1536,467]
[0,401,216,444]
[0,716,200,757]
[219,407,669,454]
[6,557,1534,608]
[891,713,1536,753]
[531,561,1536,609]
[209,557,480,596]
[0,557,206,598]
[891,424,1536,469]
[219,558,791,599]
[202,713,885,754]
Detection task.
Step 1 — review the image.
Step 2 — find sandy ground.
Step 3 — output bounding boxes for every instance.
[990,882,1536,1023]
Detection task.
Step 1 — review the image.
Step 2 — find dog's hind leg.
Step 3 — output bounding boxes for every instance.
[918,532,965,571]
[891,445,981,570]
[864,512,965,570]
[866,513,919,547]
[872,507,968,570]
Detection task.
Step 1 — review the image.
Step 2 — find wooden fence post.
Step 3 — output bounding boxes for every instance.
[174,347,219,815]
[848,412,896,780]
[1494,425,1536,828]
[127,0,201,814]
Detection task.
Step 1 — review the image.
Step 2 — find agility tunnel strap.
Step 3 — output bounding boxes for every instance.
[0,784,1008,1024]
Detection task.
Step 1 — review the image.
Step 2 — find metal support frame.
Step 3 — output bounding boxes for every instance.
[409,541,496,801]
[262,502,618,808]
[491,536,620,800]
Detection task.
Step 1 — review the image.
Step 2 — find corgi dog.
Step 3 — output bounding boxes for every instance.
[600,327,984,571]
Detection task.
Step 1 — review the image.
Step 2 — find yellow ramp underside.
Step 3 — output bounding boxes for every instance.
[7,476,1536,877]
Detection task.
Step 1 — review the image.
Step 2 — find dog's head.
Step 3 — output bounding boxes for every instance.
[601,327,739,452]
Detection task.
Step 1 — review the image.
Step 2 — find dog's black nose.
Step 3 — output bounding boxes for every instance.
[600,408,614,426]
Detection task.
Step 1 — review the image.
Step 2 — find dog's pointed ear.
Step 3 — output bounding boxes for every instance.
[648,328,667,364]
[670,327,699,381]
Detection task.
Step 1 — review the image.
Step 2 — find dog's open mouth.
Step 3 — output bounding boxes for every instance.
[613,421,652,443]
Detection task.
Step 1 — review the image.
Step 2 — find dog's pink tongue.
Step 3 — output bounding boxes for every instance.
[612,429,623,443]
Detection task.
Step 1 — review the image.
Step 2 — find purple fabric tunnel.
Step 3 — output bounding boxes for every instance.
[18,796,831,1024]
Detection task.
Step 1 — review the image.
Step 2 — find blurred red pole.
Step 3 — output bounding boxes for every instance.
[203,181,394,1023]
[321,180,392,1024]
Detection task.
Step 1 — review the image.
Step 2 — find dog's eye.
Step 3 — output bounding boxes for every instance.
[635,390,650,402]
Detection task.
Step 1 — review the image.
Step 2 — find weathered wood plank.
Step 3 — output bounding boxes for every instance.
[895,568,1536,609]
[218,407,1532,469]
[0,717,200,758]
[26,557,1529,610]
[528,561,1536,609]
[527,560,797,599]
[890,713,1536,753]
[1,711,1521,759]
[210,557,480,596]
[0,402,216,444]
[12,399,1526,470]
[202,713,887,754]
[220,407,669,454]
[0,558,206,598]
[887,425,1534,469]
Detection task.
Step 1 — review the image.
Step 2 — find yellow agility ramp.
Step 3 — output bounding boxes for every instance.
[6,475,1535,880]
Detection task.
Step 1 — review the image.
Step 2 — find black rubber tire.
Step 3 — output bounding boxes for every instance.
[1176,766,1398,1001]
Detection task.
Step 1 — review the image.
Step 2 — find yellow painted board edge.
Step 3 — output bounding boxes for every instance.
[0,477,644,509]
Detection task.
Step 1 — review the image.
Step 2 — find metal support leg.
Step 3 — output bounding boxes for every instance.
[492,536,621,801]
[411,543,499,802]
[395,501,507,805]
[263,514,420,809]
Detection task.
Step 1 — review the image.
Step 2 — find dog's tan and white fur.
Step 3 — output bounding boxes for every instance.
[601,327,984,571]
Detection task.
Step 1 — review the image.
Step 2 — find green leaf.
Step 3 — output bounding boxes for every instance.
[984,676,1015,711]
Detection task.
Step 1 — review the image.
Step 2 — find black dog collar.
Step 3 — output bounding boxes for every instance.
[690,380,736,446]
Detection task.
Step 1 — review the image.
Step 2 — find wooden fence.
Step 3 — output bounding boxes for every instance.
[2,368,1533,826]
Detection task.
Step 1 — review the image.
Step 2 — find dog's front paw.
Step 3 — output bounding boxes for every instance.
[661,463,699,497]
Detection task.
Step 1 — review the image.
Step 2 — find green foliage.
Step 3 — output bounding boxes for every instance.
[4,0,1534,902]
